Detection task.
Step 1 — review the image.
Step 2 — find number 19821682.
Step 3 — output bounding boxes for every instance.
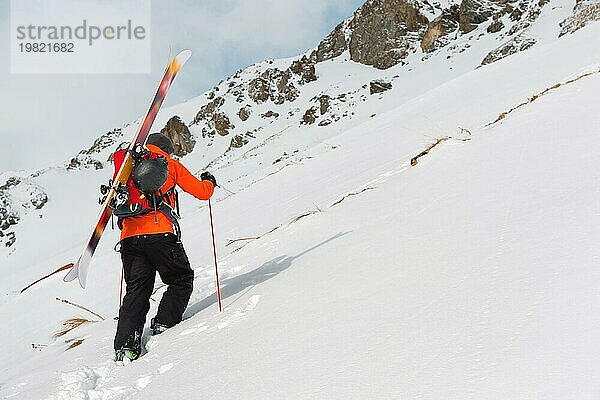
[19,42,74,52]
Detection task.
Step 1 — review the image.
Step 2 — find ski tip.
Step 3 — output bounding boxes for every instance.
[175,49,192,64]
[63,263,79,283]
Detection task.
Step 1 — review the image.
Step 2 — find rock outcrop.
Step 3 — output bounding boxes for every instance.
[190,45,321,143]
[298,92,355,127]
[349,0,429,68]
[487,16,504,33]
[192,96,235,137]
[238,107,251,122]
[290,56,318,84]
[311,0,549,68]
[192,97,225,126]
[560,0,600,36]
[160,116,195,156]
[478,0,549,66]
[261,111,280,119]
[421,5,460,53]
[67,128,124,170]
[248,68,299,105]
[301,107,318,125]
[370,80,393,94]
[459,0,494,33]
[318,95,331,115]
[481,34,536,65]
[313,21,348,63]
[0,177,48,248]
[229,134,250,149]
[67,157,103,170]
[311,0,430,68]
[212,113,234,136]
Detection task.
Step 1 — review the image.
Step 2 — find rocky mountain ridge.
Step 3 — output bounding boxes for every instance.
[1,0,597,251]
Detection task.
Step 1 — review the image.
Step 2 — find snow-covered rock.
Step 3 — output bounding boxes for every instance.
[0,176,48,249]
[560,0,600,36]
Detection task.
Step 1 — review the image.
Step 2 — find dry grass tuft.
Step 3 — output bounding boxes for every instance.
[493,112,507,124]
[54,318,91,338]
[226,236,262,247]
[410,137,450,166]
[65,339,84,350]
[55,297,105,320]
[290,204,324,224]
[489,70,598,126]
[226,226,280,253]
[330,187,376,207]
[290,211,317,224]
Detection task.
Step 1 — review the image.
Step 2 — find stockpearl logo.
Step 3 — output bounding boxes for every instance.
[10,0,151,74]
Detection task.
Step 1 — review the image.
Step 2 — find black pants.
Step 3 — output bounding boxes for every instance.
[114,233,194,352]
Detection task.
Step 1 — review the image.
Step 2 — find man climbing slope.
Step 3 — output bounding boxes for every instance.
[111,133,217,362]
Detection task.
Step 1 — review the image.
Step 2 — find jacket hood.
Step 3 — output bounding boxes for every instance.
[146,144,171,159]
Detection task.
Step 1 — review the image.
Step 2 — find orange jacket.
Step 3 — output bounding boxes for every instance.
[113,144,214,239]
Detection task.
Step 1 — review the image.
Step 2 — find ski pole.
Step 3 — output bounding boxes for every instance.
[208,199,223,312]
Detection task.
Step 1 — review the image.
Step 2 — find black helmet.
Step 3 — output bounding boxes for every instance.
[132,157,169,194]
[147,133,175,155]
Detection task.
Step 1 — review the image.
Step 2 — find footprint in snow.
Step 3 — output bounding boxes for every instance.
[217,295,261,330]
[179,322,208,337]
[48,364,135,400]
[135,376,152,390]
[158,363,174,374]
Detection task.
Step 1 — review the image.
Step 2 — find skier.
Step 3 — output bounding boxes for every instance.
[112,132,216,362]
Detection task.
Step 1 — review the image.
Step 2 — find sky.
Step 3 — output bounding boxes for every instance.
[0,0,363,173]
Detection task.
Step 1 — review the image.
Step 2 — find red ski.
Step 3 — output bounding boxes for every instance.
[60,50,192,288]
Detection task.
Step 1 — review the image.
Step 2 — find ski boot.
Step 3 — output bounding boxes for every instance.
[115,347,139,363]
[150,318,170,335]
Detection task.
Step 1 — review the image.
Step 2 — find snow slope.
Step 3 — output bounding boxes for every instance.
[1,7,600,400]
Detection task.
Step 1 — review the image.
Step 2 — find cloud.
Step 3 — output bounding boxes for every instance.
[0,0,363,173]
[150,0,362,98]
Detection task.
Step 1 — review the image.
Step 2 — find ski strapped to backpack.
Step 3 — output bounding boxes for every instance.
[36,49,191,290]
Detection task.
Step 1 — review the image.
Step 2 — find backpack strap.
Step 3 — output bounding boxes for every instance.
[112,196,182,240]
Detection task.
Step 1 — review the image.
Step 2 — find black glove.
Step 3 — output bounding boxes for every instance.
[201,171,217,188]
